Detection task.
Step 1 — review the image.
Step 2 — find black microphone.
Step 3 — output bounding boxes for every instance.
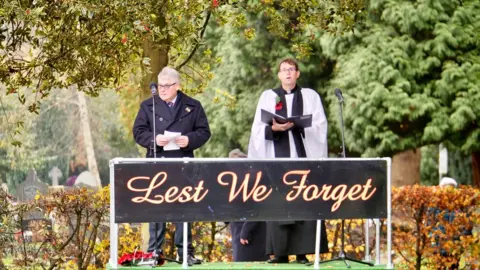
[334,88,344,103]
[150,82,158,95]
[334,88,346,158]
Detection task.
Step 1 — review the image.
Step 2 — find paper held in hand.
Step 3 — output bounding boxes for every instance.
[260,109,312,128]
[162,131,181,151]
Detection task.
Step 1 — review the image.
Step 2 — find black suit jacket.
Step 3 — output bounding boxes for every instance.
[132,91,211,158]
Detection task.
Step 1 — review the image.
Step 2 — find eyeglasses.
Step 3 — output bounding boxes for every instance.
[158,82,177,89]
[279,68,297,73]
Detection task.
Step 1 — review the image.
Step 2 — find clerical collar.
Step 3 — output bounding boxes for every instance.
[280,85,301,94]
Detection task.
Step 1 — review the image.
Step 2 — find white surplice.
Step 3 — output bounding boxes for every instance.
[247,88,328,158]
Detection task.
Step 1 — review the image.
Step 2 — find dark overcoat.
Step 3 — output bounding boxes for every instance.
[132,91,211,157]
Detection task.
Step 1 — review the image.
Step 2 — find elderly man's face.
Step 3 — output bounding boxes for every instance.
[278,62,300,87]
[158,79,180,102]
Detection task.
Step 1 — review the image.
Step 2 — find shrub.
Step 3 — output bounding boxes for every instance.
[392,185,479,269]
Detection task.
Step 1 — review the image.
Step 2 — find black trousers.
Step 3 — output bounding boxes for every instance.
[147,222,194,256]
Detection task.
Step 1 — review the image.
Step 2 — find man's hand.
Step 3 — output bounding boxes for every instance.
[156,134,170,146]
[175,136,189,148]
[271,118,294,132]
[240,238,249,245]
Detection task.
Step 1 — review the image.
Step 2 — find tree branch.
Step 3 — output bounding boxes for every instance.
[176,11,211,69]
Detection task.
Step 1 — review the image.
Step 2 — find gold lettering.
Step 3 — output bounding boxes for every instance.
[128,172,167,204]
[361,178,376,200]
[193,181,208,202]
[217,171,272,202]
[126,172,208,204]
[347,184,363,200]
[330,185,348,211]
[283,170,310,201]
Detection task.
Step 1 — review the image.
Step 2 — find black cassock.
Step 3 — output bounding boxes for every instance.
[230,222,269,262]
[249,86,329,256]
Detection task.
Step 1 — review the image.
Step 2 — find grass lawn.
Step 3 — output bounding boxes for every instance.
[108,261,390,269]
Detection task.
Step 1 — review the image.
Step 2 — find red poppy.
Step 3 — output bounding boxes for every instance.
[118,251,156,266]
[121,34,128,44]
[275,101,283,111]
[212,0,219,8]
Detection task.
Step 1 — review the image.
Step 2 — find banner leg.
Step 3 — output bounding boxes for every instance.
[109,162,118,269]
[375,219,380,265]
[183,222,188,269]
[387,158,393,269]
[365,219,370,262]
[314,220,321,269]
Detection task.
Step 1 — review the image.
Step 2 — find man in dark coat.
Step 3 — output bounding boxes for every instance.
[228,149,269,262]
[247,58,329,264]
[132,66,211,265]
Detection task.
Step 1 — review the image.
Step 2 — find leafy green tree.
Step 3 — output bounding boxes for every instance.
[196,14,337,157]
[0,0,366,121]
[320,0,480,184]
[0,89,138,191]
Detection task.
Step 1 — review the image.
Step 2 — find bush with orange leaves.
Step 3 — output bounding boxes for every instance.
[392,185,479,270]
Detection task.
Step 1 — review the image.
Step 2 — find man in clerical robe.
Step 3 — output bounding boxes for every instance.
[247,58,329,264]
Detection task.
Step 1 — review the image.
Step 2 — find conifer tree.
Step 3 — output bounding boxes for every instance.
[321,0,480,184]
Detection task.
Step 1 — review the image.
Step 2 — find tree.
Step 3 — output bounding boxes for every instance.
[321,0,480,185]
[196,13,337,157]
[0,88,139,191]
[0,0,366,115]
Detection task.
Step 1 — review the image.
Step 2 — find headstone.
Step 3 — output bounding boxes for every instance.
[16,169,48,202]
[1,183,7,193]
[14,169,52,243]
[48,166,62,186]
[1,176,7,193]
[16,169,49,220]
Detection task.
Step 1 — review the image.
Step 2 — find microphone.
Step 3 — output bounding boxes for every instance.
[334,88,344,103]
[150,82,158,95]
[334,88,346,158]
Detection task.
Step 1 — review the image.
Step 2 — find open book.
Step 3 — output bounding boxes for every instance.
[261,109,312,128]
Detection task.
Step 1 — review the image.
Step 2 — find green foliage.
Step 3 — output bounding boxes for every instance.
[0,89,138,191]
[322,0,480,157]
[448,150,473,186]
[0,189,30,268]
[196,13,337,157]
[9,187,110,269]
[420,145,440,186]
[0,0,365,107]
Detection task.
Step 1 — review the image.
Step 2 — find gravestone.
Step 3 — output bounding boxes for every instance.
[16,169,52,243]
[16,169,48,220]
[48,166,62,186]
[0,176,7,193]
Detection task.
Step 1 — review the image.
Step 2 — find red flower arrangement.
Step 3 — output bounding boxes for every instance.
[275,96,283,111]
[118,251,164,266]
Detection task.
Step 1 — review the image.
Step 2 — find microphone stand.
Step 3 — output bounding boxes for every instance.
[319,94,374,268]
[151,88,157,159]
[149,87,182,266]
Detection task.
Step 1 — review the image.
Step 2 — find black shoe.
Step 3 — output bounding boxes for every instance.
[188,254,202,265]
[177,254,202,265]
[267,256,289,263]
[295,255,309,264]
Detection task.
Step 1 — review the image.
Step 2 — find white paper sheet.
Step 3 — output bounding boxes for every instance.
[162,131,181,151]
